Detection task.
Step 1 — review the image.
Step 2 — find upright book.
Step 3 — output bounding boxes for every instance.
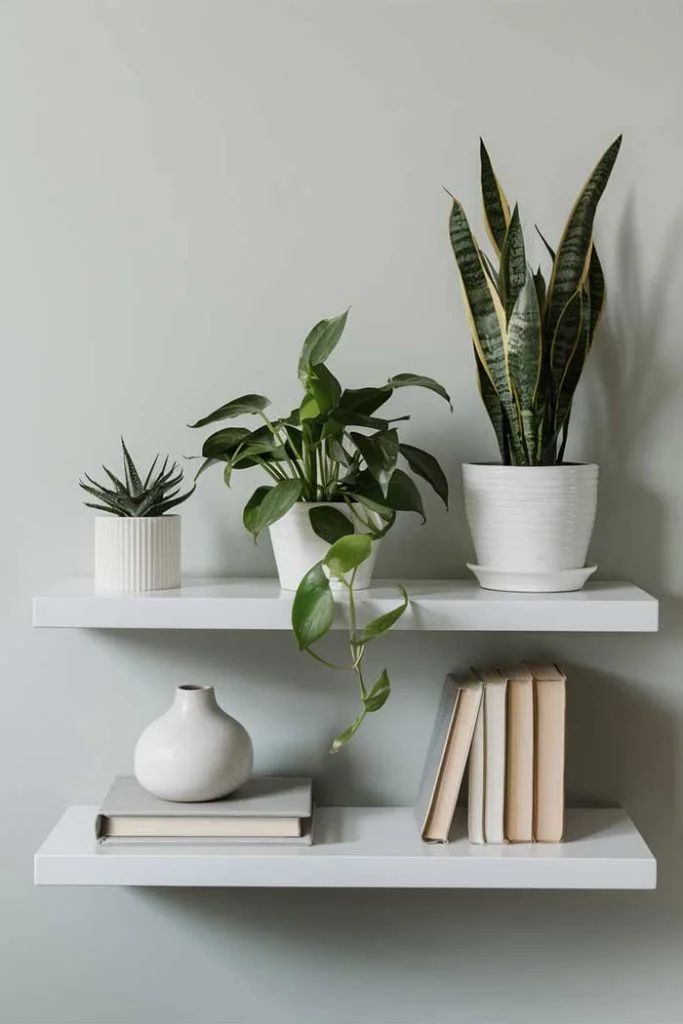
[468,666,507,844]
[527,662,567,842]
[416,672,483,843]
[502,664,534,843]
[96,776,314,845]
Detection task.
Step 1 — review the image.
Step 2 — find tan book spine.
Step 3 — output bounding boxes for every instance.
[502,664,534,843]
[527,663,566,842]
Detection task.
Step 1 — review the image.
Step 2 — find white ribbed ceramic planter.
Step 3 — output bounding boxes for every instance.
[94,515,181,592]
[462,464,599,592]
[134,685,253,802]
[268,502,381,591]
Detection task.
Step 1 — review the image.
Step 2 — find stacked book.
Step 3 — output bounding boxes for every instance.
[415,663,566,844]
[96,776,314,845]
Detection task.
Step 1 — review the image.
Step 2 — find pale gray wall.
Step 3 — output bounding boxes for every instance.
[2,2,683,1022]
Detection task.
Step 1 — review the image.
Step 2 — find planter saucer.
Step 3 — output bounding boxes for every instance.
[466,563,598,593]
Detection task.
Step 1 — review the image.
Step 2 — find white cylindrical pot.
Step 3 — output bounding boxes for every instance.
[94,515,181,592]
[462,463,599,590]
[268,502,381,591]
[134,685,254,802]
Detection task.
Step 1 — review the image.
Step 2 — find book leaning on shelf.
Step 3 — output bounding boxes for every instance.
[96,776,314,845]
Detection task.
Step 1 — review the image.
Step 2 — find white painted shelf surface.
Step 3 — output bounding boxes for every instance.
[33,578,658,632]
[35,806,655,889]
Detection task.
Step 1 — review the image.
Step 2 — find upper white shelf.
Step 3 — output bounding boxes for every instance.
[34,806,655,889]
[32,578,658,632]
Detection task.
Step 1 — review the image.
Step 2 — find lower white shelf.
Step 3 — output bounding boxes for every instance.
[35,806,655,889]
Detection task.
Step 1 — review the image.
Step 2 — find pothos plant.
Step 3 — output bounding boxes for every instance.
[190,310,451,750]
[189,310,451,543]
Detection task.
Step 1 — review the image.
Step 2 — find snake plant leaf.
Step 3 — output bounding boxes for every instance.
[555,285,592,436]
[201,426,251,459]
[297,309,349,384]
[292,562,335,651]
[546,135,621,340]
[387,373,452,408]
[479,248,500,292]
[360,589,408,643]
[242,479,304,539]
[121,439,143,497]
[308,505,353,545]
[533,266,547,316]
[587,245,605,346]
[535,226,556,263]
[339,386,393,416]
[309,362,342,415]
[550,287,583,402]
[507,269,543,462]
[350,429,399,498]
[450,198,511,405]
[480,138,511,256]
[398,443,449,506]
[499,204,527,322]
[189,395,271,429]
[474,344,508,463]
[362,669,392,713]
[324,533,373,579]
[330,710,367,754]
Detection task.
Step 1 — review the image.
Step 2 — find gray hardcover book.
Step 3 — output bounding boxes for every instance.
[96,776,313,844]
[415,671,481,840]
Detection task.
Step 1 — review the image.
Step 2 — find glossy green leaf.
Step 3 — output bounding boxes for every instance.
[291,562,334,651]
[480,138,511,256]
[546,136,621,340]
[201,426,251,459]
[387,373,452,409]
[308,505,353,545]
[297,310,349,384]
[350,429,399,498]
[242,479,304,538]
[308,362,342,415]
[189,395,271,429]
[326,437,351,466]
[299,393,320,422]
[399,444,449,506]
[330,711,366,754]
[499,204,526,322]
[339,386,393,416]
[363,669,391,713]
[360,588,408,643]
[324,533,372,578]
[331,410,395,431]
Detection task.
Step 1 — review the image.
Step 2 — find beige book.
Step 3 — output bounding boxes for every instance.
[527,662,567,842]
[502,664,534,843]
[103,816,302,839]
[416,673,483,842]
[468,667,506,844]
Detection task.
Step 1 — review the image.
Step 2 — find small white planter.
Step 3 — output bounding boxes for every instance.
[462,463,599,592]
[268,502,381,591]
[135,685,253,802]
[94,515,181,592]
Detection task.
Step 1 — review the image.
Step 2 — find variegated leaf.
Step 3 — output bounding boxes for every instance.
[473,342,507,462]
[499,204,526,322]
[587,244,605,347]
[550,288,583,403]
[554,285,592,436]
[507,270,543,460]
[480,139,511,256]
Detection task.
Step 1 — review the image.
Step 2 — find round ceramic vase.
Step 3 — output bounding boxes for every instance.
[462,463,599,593]
[268,502,381,591]
[134,685,254,802]
[94,515,181,592]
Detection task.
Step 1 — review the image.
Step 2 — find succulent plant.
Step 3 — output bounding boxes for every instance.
[80,439,195,517]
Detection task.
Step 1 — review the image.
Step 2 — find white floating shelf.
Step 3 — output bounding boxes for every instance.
[32,578,658,632]
[35,806,655,889]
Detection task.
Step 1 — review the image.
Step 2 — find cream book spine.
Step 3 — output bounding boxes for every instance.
[527,662,567,842]
[502,664,534,843]
[467,697,485,844]
[482,668,507,844]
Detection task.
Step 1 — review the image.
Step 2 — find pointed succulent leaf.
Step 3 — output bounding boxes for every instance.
[142,455,159,490]
[507,270,543,462]
[297,310,349,384]
[546,136,621,340]
[480,139,511,256]
[499,204,526,322]
[398,444,449,506]
[292,562,335,651]
[473,344,508,463]
[533,266,547,316]
[189,395,271,429]
[449,198,512,405]
[121,439,143,496]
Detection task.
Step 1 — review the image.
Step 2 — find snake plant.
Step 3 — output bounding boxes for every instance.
[448,136,621,465]
[80,439,195,516]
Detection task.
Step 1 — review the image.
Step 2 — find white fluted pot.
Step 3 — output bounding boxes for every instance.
[268,502,381,591]
[134,685,254,802]
[462,463,599,592]
[94,515,181,592]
